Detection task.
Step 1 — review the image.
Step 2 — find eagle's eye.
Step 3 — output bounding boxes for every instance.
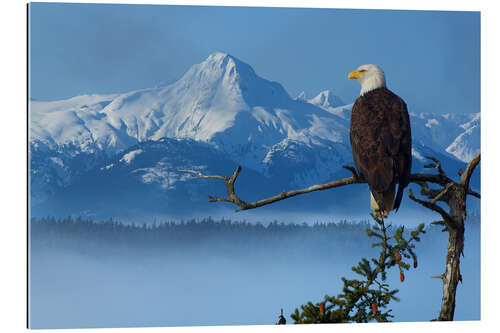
[359,69,367,73]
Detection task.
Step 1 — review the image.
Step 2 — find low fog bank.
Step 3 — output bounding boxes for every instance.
[29,214,480,328]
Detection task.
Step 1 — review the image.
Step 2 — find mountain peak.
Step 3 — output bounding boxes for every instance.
[295,91,307,101]
[176,52,291,108]
[196,52,257,79]
[205,51,233,62]
[204,52,235,68]
[308,89,345,109]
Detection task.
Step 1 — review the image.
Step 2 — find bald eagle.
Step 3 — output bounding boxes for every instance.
[348,64,412,218]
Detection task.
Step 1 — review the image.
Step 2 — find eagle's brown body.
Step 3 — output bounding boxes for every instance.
[350,87,412,216]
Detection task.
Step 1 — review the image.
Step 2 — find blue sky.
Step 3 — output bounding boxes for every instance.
[29,3,480,115]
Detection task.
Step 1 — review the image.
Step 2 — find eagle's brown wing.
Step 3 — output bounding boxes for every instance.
[350,87,412,212]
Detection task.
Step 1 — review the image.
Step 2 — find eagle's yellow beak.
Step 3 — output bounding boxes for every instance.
[348,70,360,80]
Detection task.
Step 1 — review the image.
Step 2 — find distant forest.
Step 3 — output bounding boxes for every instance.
[30,214,480,259]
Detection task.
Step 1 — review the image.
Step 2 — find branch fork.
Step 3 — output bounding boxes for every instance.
[180,165,365,212]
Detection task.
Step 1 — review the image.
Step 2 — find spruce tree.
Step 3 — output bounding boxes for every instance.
[291,215,425,323]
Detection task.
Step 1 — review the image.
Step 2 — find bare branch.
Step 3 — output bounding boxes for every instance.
[180,153,480,213]
[424,156,446,176]
[408,188,455,228]
[431,221,448,232]
[409,173,451,186]
[467,189,481,199]
[207,195,232,203]
[237,173,364,211]
[430,183,454,204]
[229,165,242,183]
[412,181,445,201]
[431,221,445,226]
[225,166,250,210]
[460,153,481,190]
[410,156,457,186]
[179,167,250,211]
[181,166,365,211]
[342,165,360,179]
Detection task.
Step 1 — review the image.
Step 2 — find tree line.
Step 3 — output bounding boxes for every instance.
[30,214,479,258]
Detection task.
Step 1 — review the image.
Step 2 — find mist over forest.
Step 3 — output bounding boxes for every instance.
[28,214,480,329]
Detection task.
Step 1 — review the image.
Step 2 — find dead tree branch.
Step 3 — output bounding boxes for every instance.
[179,154,479,214]
[467,189,481,199]
[180,166,365,212]
[408,188,455,229]
[430,182,454,204]
[461,153,481,191]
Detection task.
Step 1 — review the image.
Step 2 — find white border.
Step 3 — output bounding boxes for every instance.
[1,1,498,333]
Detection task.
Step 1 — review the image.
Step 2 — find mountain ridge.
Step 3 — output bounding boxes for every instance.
[29,52,480,220]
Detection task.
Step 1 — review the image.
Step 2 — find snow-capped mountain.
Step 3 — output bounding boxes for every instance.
[29,52,480,219]
[308,89,345,109]
[30,53,351,173]
[445,113,480,162]
[408,112,480,162]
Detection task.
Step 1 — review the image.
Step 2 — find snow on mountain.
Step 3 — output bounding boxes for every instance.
[120,149,144,165]
[305,97,480,162]
[304,90,353,120]
[30,52,301,149]
[446,126,480,163]
[30,52,351,176]
[29,52,480,216]
[460,113,480,131]
[446,113,480,162]
[308,89,345,109]
[409,112,480,162]
[295,91,307,101]
[30,94,126,152]
[34,138,275,218]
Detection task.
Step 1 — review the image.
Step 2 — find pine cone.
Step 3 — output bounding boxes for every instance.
[372,302,378,315]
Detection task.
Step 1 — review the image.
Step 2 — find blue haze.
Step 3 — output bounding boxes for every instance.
[29,3,480,115]
[29,217,480,328]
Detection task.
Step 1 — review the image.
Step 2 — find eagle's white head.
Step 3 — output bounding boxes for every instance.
[348,64,386,96]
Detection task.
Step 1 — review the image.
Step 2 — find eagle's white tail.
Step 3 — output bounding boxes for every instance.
[370,184,395,218]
